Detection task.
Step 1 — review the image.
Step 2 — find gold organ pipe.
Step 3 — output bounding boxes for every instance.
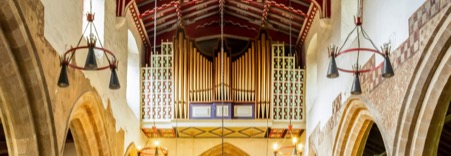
[216,53,219,100]
[251,45,255,101]
[237,59,240,101]
[179,35,184,118]
[256,40,262,118]
[174,38,178,118]
[203,56,206,101]
[227,53,232,101]
[199,51,203,101]
[245,51,248,101]
[224,52,227,100]
[215,54,218,101]
[207,57,210,101]
[184,41,189,119]
[246,51,249,101]
[189,45,193,102]
[210,57,213,101]
[266,39,271,118]
[195,50,199,101]
[225,53,228,101]
[228,53,230,101]
[200,55,204,101]
[243,52,247,101]
[221,52,227,100]
[262,39,265,118]
[232,62,236,101]
[247,51,251,101]
[242,56,245,101]
[238,57,242,101]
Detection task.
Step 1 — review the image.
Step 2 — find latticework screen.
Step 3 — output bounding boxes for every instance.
[271,43,305,121]
[141,42,174,121]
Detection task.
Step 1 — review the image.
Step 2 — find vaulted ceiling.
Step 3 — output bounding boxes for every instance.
[132,0,320,47]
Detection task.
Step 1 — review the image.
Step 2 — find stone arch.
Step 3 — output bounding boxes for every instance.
[333,98,389,156]
[62,91,112,156]
[0,0,58,155]
[393,6,451,156]
[199,142,250,156]
[124,143,139,156]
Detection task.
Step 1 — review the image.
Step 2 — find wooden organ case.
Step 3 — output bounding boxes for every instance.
[141,30,305,121]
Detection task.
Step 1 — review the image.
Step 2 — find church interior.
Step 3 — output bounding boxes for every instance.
[0,0,450,155]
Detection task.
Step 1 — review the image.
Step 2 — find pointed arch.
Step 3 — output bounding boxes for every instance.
[333,98,389,156]
[394,6,451,156]
[63,91,112,156]
[0,0,58,155]
[199,142,250,156]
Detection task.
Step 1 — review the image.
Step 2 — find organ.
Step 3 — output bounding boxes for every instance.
[141,29,304,121]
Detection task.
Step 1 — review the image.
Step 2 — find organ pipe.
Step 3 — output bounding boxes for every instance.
[170,30,274,119]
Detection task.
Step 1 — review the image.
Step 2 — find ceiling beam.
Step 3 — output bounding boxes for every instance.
[183,4,219,21]
[141,1,179,20]
[267,13,302,28]
[144,11,177,27]
[267,0,307,17]
[291,0,310,8]
[181,0,217,13]
[228,0,263,13]
[138,0,154,8]
[185,10,219,25]
[225,11,261,25]
[225,5,262,20]
[147,19,178,33]
[267,19,300,34]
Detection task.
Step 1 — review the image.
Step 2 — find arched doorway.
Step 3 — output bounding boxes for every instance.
[0,120,8,156]
[333,98,388,156]
[62,129,77,156]
[199,142,249,156]
[360,124,386,156]
[63,91,113,156]
[437,102,451,155]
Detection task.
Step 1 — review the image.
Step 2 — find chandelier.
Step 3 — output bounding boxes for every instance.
[326,0,394,95]
[272,124,303,156]
[57,0,120,89]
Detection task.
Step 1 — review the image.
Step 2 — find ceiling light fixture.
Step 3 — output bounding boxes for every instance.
[57,0,120,89]
[326,0,394,95]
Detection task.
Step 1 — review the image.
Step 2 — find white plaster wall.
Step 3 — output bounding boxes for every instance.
[42,0,83,54]
[305,0,425,155]
[41,0,146,152]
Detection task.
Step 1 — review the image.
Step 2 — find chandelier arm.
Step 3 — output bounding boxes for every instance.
[67,22,91,62]
[338,26,358,52]
[356,26,361,69]
[92,22,114,65]
[360,27,380,51]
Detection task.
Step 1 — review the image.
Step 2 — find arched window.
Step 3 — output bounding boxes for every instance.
[126,30,140,118]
